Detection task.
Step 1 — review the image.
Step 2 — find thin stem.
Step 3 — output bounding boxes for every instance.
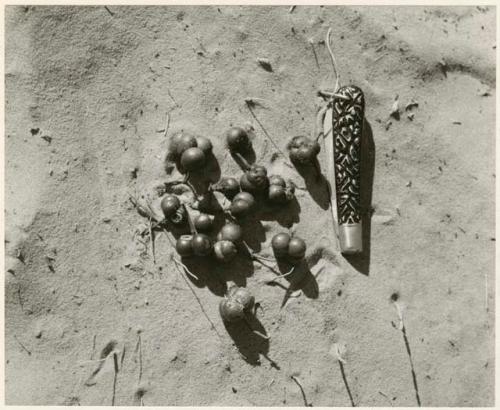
[378,391,393,406]
[339,361,356,407]
[137,333,143,383]
[273,267,295,279]
[77,357,108,365]
[314,105,329,142]
[309,39,320,70]
[318,90,349,101]
[254,258,282,276]
[251,328,270,339]
[252,253,277,263]
[172,256,199,281]
[111,352,119,406]
[149,218,156,264]
[223,210,237,223]
[242,240,277,263]
[182,173,199,197]
[245,102,292,165]
[233,152,251,170]
[14,335,32,355]
[244,97,271,106]
[184,204,197,235]
[326,28,341,92]
[291,375,310,407]
[163,112,170,138]
[243,316,270,339]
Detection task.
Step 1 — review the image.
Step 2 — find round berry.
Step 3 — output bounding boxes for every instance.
[180,147,206,172]
[219,298,245,322]
[214,240,237,262]
[175,133,198,156]
[230,199,252,217]
[191,233,212,257]
[233,192,256,209]
[268,184,287,204]
[169,206,186,225]
[195,136,213,154]
[288,237,306,259]
[271,232,291,258]
[292,146,313,164]
[239,173,254,193]
[231,287,255,311]
[287,135,320,165]
[246,165,268,186]
[161,194,181,217]
[269,175,286,187]
[194,213,213,232]
[216,177,240,199]
[176,235,193,257]
[217,223,243,243]
[226,127,250,153]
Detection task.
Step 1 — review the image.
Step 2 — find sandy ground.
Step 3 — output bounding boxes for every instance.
[4,5,495,406]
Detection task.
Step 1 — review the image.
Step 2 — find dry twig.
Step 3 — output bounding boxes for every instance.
[291,375,311,406]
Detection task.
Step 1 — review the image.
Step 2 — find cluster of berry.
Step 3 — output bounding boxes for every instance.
[156,126,309,326]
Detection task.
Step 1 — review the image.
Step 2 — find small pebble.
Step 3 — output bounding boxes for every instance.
[405,99,419,111]
[256,58,273,72]
[389,98,400,120]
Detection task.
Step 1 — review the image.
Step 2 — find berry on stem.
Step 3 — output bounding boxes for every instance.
[169,204,187,225]
[268,184,287,204]
[194,213,214,232]
[228,286,255,311]
[180,147,206,172]
[268,175,286,187]
[219,298,245,322]
[161,194,181,217]
[267,176,296,204]
[288,237,307,260]
[210,177,240,200]
[219,286,265,339]
[230,191,256,218]
[230,199,253,217]
[217,223,243,243]
[169,132,198,159]
[214,240,237,262]
[240,164,269,193]
[195,136,213,154]
[233,191,256,208]
[176,235,194,257]
[271,233,306,265]
[191,233,213,257]
[271,232,291,258]
[287,135,321,166]
[226,127,251,154]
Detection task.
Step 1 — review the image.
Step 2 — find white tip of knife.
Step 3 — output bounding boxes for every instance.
[339,223,363,254]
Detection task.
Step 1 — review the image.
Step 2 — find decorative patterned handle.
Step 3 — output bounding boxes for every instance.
[332,85,365,254]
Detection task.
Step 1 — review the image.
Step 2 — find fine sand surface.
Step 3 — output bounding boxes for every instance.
[5,5,495,406]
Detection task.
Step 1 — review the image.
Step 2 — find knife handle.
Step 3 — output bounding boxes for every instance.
[332,85,365,254]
